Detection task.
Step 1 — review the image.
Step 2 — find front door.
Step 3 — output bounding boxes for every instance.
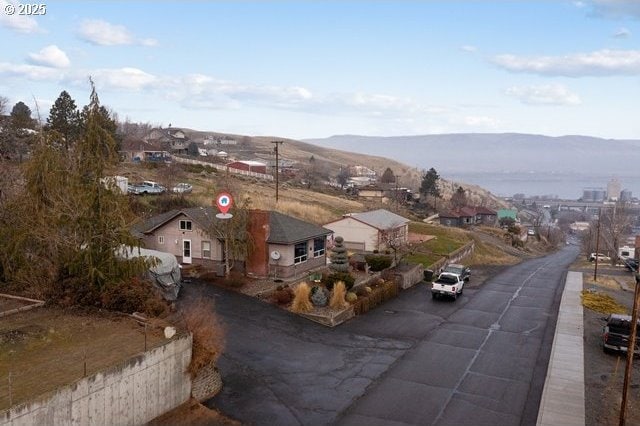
[182,239,192,264]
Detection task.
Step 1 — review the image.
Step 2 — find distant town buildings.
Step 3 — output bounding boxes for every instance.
[581,188,606,202]
[607,178,621,201]
[580,177,633,203]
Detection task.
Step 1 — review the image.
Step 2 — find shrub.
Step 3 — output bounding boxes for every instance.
[345,291,358,303]
[291,282,313,313]
[329,281,349,310]
[310,285,328,307]
[100,277,168,316]
[274,288,293,305]
[322,272,355,291]
[183,297,226,377]
[222,271,245,288]
[365,254,392,272]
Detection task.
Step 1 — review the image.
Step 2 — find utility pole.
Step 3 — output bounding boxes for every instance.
[271,141,283,203]
[619,269,640,426]
[594,207,601,282]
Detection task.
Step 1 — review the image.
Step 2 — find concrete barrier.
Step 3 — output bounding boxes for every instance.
[1,334,193,426]
[536,271,585,426]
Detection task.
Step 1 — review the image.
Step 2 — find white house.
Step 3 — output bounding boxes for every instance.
[324,209,410,252]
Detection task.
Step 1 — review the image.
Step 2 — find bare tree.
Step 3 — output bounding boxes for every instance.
[0,95,8,115]
[204,197,254,277]
[599,202,634,264]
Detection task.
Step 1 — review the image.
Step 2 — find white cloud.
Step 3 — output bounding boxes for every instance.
[77,19,158,46]
[88,68,158,90]
[574,1,586,8]
[613,27,631,38]
[0,0,40,33]
[493,49,640,76]
[506,84,581,106]
[28,45,70,68]
[0,62,63,80]
[460,45,478,53]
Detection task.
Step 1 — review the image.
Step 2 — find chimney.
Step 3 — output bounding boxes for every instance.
[245,210,270,278]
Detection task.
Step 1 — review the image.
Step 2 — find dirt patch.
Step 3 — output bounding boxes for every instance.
[0,307,170,410]
[149,398,241,426]
[583,273,640,425]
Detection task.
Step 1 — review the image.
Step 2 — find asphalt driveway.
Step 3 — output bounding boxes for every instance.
[185,244,579,425]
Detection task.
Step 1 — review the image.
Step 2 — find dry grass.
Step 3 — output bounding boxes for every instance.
[583,275,624,290]
[581,290,628,315]
[182,298,226,377]
[329,282,349,310]
[290,282,313,313]
[0,307,168,410]
[468,236,519,266]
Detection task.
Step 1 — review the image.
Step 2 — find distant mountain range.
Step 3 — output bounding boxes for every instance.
[304,133,640,198]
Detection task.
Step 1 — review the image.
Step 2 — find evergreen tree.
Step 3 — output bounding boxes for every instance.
[47,90,81,151]
[420,167,441,201]
[380,167,396,184]
[10,101,34,129]
[329,236,349,273]
[2,81,148,304]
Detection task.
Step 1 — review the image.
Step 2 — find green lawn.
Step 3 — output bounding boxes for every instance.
[405,222,472,268]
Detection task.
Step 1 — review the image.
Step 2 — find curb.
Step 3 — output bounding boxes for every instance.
[537,271,585,425]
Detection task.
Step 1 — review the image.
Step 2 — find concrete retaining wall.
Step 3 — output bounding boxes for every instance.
[1,334,193,426]
[429,241,475,275]
[394,264,424,289]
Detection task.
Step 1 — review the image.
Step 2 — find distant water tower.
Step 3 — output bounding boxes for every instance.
[607,178,621,201]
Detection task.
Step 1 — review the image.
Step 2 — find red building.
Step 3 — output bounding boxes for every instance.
[226,160,268,174]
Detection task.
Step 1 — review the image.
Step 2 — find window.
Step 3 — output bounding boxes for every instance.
[294,242,308,264]
[158,235,165,244]
[179,220,192,231]
[313,237,325,257]
[202,241,211,259]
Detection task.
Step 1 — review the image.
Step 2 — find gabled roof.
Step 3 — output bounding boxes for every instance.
[133,207,218,237]
[440,206,496,219]
[458,207,477,217]
[330,209,409,231]
[133,207,332,245]
[268,211,332,244]
[473,206,497,215]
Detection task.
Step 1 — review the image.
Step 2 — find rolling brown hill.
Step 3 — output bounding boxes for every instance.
[167,128,508,210]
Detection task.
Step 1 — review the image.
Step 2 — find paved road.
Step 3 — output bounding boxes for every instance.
[191,245,579,425]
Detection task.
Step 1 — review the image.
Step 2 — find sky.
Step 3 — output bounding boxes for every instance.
[2,0,640,140]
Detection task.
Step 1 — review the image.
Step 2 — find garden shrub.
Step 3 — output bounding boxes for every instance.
[183,297,225,377]
[291,282,313,313]
[329,281,349,309]
[322,272,355,291]
[274,287,293,305]
[345,292,357,303]
[310,285,328,307]
[365,254,392,272]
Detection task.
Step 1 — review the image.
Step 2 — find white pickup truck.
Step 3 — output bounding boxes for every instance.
[431,272,464,300]
[127,180,166,195]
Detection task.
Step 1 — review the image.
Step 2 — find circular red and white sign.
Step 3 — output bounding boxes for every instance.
[216,192,233,214]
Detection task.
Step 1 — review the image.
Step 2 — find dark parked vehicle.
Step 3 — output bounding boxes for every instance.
[623,258,638,272]
[602,314,640,354]
[442,263,471,282]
